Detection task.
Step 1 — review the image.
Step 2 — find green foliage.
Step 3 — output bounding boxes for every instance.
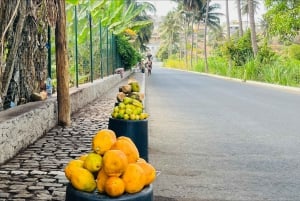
[219,30,253,66]
[156,46,168,61]
[66,0,79,5]
[256,43,277,64]
[164,51,300,87]
[264,0,300,40]
[163,58,185,69]
[287,44,300,60]
[116,35,141,69]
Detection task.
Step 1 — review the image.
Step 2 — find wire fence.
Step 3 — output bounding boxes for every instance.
[0,4,124,111]
[48,5,123,90]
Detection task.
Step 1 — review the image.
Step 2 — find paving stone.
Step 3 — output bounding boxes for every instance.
[12,192,32,198]
[1,164,20,169]
[27,186,45,191]
[0,192,9,198]
[30,170,47,175]
[11,171,28,175]
[7,199,26,201]
[9,185,27,190]
[48,171,64,176]
[36,182,63,187]
[39,178,56,183]
[23,178,38,182]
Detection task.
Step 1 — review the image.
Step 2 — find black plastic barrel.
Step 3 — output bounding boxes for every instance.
[65,183,153,201]
[108,117,148,161]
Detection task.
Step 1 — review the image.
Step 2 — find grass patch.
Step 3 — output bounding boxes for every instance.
[163,56,300,87]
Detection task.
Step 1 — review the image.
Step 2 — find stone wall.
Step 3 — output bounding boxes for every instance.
[0,71,132,164]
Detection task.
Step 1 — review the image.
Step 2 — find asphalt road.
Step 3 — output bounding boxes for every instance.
[147,63,300,201]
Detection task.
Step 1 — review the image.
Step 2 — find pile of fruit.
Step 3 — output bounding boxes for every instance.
[64,129,156,197]
[111,79,149,120]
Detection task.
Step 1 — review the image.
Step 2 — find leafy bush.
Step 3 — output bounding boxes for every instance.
[116,35,141,69]
[164,58,185,69]
[156,45,168,61]
[257,43,277,64]
[218,30,253,66]
[287,44,300,60]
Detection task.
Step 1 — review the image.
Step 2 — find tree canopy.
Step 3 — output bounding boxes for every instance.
[264,0,300,40]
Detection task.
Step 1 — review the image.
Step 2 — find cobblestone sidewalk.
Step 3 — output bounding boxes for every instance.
[0,73,144,201]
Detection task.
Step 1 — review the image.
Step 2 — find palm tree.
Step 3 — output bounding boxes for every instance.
[241,0,260,29]
[159,10,182,58]
[204,0,210,73]
[225,0,230,40]
[181,0,221,69]
[248,0,258,55]
[180,7,193,69]
[236,0,243,36]
[127,1,156,52]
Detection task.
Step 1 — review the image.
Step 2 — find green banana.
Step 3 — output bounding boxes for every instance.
[132,99,143,108]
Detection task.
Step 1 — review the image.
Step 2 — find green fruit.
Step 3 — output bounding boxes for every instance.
[125,108,133,115]
[113,106,119,113]
[135,107,143,115]
[130,114,136,120]
[119,102,126,109]
[124,114,129,120]
[83,153,102,173]
[132,99,143,108]
[112,112,118,119]
[130,82,140,92]
[140,112,149,119]
[123,97,133,104]
[117,113,124,119]
[119,109,125,115]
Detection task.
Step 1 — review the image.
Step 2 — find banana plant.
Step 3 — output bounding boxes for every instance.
[67,0,152,38]
[66,0,79,4]
[106,2,152,35]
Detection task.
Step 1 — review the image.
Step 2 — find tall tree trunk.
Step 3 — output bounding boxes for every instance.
[184,19,188,70]
[204,0,210,73]
[190,17,194,69]
[55,0,71,126]
[225,0,230,40]
[237,0,243,36]
[248,0,258,56]
[195,23,200,65]
[0,0,52,110]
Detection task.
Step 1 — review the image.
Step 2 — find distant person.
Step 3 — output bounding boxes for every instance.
[140,59,146,73]
[146,52,152,61]
[146,59,152,76]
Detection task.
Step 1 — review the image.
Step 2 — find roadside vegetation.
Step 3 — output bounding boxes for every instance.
[0,0,154,110]
[158,0,300,87]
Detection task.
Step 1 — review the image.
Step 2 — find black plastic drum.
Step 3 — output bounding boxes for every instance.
[65,183,153,201]
[108,117,148,161]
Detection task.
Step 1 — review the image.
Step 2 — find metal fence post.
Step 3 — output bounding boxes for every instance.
[99,22,103,79]
[89,12,93,82]
[47,26,51,79]
[74,5,79,88]
[106,27,109,76]
[111,33,114,71]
